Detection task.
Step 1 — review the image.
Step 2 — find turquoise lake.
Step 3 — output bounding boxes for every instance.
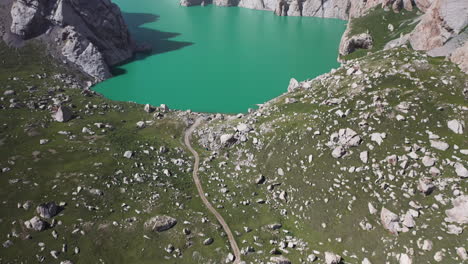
[93,0,346,113]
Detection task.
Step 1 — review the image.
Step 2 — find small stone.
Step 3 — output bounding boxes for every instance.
[360,151,369,163]
[203,237,214,245]
[123,151,133,159]
[136,121,146,128]
[422,240,433,251]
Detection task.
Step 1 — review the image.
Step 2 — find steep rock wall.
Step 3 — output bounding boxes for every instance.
[3,0,135,81]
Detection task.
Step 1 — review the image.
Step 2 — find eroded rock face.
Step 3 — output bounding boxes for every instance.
[179,0,414,19]
[144,215,177,232]
[10,0,46,38]
[339,32,373,56]
[5,0,135,81]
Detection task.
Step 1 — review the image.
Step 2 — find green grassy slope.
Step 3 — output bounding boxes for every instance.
[195,47,468,263]
[0,42,231,264]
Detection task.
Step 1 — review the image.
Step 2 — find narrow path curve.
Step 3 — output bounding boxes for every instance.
[184,118,241,264]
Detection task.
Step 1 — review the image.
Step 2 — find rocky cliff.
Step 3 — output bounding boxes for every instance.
[338,0,468,73]
[1,0,136,81]
[180,0,426,20]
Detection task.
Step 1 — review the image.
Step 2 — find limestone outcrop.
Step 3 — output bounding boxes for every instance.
[2,0,136,81]
[179,0,416,20]
[409,0,468,52]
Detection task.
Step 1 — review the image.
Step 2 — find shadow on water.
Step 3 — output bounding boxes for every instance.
[112,12,193,76]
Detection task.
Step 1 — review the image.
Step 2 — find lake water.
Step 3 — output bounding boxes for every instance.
[93,0,346,113]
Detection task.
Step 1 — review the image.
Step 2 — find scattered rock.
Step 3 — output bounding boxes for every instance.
[203,237,214,245]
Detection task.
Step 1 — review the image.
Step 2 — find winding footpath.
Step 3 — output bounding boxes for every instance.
[184,118,242,264]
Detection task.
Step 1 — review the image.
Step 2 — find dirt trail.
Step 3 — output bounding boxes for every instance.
[184,118,241,264]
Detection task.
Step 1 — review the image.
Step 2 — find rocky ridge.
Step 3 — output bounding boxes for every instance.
[1,0,136,81]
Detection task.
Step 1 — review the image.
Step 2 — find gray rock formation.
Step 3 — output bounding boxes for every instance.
[179,0,412,20]
[3,0,135,81]
[144,215,177,232]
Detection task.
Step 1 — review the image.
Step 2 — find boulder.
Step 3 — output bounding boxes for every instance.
[447,120,464,134]
[24,216,46,231]
[288,78,300,92]
[399,253,412,264]
[325,251,342,264]
[220,134,235,145]
[144,215,177,232]
[380,207,400,234]
[457,247,468,261]
[36,202,59,219]
[53,106,73,122]
[331,128,362,147]
[445,195,468,224]
[454,162,468,178]
[430,140,449,151]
